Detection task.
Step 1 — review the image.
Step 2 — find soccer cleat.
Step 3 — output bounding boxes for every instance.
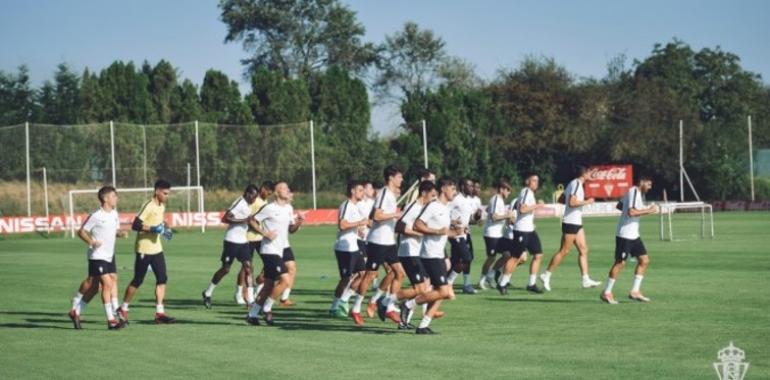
[415,327,437,335]
[154,313,176,324]
[376,299,387,322]
[366,301,377,318]
[526,284,544,294]
[116,307,129,324]
[246,316,261,326]
[279,299,295,307]
[68,309,82,330]
[496,283,509,295]
[350,311,364,326]
[107,319,125,330]
[384,310,401,324]
[398,321,416,330]
[600,292,619,304]
[333,307,348,318]
[582,278,602,289]
[338,301,350,316]
[399,302,411,324]
[628,292,651,302]
[494,270,501,284]
[202,291,212,309]
[478,277,489,290]
[328,309,337,317]
[462,284,477,294]
[539,273,552,292]
[263,311,274,326]
[235,296,246,306]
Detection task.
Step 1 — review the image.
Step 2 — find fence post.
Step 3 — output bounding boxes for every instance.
[194,120,201,187]
[748,115,755,202]
[310,120,317,210]
[110,120,116,187]
[422,119,428,169]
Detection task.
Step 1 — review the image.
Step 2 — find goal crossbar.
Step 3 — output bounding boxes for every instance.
[658,201,714,241]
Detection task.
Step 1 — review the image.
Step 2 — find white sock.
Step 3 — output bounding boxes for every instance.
[447,271,459,284]
[528,274,537,286]
[631,275,644,293]
[71,292,84,312]
[353,295,364,313]
[485,271,496,281]
[331,297,340,310]
[236,285,244,298]
[111,297,119,313]
[104,304,115,321]
[405,298,416,309]
[500,273,512,287]
[369,289,384,304]
[386,294,398,312]
[156,304,165,314]
[255,283,264,296]
[121,302,130,311]
[263,297,275,313]
[544,271,552,279]
[78,300,88,315]
[463,273,470,286]
[246,287,255,304]
[418,316,432,328]
[281,287,291,301]
[204,282,217,297]
[582,273,590,281]
[421,303,428,315]
[340,288,354,302]
[248,303,262,318]
[604,278,616,294]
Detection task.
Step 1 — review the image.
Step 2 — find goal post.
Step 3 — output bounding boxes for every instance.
[68,185,205,238]
[658,201,714,241]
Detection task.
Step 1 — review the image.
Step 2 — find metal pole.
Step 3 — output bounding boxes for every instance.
[194,121,201,187]
[25,122,31,216]
[142,125,147,188]
[43,167,49,234]
[310,120,317,210]
[187,162,191,214]
[748,115,755,202]
[110,121,116,187]
[422,119,428,168]
[679,120,684,202]
[69,191,75,238]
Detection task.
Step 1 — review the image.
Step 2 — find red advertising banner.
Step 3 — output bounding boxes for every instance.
[584,165,633,199]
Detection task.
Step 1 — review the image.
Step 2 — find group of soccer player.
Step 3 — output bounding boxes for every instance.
[67,164,659,332]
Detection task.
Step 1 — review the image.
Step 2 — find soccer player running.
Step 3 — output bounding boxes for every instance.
[447,178,478,294]
[243,181,274,304]
[330,180,369,318]
[202,185,260,309]
[410,178,462,334]
[68,186,126,330]
[355,166,403,323]
[600,176,658,304]
[247,182,304,325]
[117,179,175,324]
[478,179,513,290]
[540,167,602,291]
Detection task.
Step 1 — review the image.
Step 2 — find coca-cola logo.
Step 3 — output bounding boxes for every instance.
[588,167,628,181]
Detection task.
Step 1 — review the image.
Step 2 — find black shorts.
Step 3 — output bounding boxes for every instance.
[259,253,287,280]
[449,237,473,265]
[88,259,116,277]
[249,240,262,256]
[220,241,252,265]
[421,258,449,287]
[483,237,502,256]
[562,223,583,235]
[130,252,167,287]
[335,250,363,278]
[365,243,398,271]
[283,247,295,262]
[497,237,516,254]
[511,231,543,258]
[614,237,647,261]
[357,239,367,255]
[399,256,428,285]
[467,233,474,254]
[352,251,366,273]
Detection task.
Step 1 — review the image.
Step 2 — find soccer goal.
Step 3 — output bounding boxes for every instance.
[68,185,205,238]
[658,202,714,241]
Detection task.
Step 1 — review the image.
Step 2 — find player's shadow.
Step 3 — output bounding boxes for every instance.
[0,322,72,330]
[0,311,66,317]
[131,319,240,326]
[484,297,592,303]
[273,320,402,335]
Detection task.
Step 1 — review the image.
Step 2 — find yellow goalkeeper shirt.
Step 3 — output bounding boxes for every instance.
[246,196,268,242]
[134,199,165,255]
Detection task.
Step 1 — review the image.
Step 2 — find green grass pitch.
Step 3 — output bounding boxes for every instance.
[1,212,768,379]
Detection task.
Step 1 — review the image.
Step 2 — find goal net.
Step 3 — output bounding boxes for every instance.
[68,185,205,238]
[658,202,714,241]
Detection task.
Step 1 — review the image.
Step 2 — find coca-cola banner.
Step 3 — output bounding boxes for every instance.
[584,165,633,199]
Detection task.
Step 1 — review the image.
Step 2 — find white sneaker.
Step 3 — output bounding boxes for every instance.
[582,278,602,288]
[539,273,552,292]
[478,277,488,290]
[600,292,619,304]
[628,292,651,302]
[235,293,246,305]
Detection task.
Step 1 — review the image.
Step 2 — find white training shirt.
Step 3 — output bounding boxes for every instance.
[367,187,398,246]
[335,199,364,252]
[255,202,295,256]
[397,200,425,257]
[616,186,645,240]
[449,193,475,239]
[356,197,374,241]
[224,196,253,244]
[419,200,451,259]
[513,187,537,232]
[82,207,119,261]
[562,179,585,226]
[484,194,507,238]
